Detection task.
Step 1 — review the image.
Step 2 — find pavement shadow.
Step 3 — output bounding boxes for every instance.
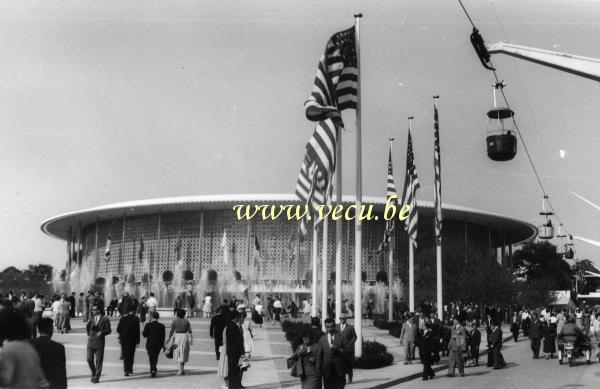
[81,369,213,384]
[246,378,300,388]
[348,377,388,385]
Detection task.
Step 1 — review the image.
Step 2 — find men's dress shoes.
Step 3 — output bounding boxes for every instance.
[446,374,455,377]
[125,372,129,376]
[460,373,465,377]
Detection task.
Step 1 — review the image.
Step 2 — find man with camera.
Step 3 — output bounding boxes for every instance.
[86,304,112,383]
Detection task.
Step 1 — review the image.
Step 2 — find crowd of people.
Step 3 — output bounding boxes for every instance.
[2,288,600,389]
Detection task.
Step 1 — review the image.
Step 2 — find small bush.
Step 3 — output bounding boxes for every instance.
[355,341,394,369]
[373,318,390,330]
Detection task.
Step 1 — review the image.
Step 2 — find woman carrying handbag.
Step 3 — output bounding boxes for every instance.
[167,308,193,376]
[292,331,321,389]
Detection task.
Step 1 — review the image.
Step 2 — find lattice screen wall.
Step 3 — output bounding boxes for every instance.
[77,209,508,283]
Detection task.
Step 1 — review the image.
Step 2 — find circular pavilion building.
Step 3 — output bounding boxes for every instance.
[41,194,537,306]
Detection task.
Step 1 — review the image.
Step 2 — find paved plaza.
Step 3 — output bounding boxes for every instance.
[56,316,600,389]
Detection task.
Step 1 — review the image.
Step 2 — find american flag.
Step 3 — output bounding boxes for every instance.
[433,101,443,245]
[377,145,397,253]
[304,26,357,126]
[400,126,420,248]
[295,118,337,239]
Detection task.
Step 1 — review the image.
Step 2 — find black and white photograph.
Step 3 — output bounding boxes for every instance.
[1,0,600,388]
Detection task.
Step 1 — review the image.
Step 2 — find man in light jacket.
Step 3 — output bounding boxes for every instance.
[399,314,418,365]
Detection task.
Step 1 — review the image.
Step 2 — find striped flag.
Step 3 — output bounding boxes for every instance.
[305,26,357,126]
[105,234,111,262]
[377,146,397,252]
[400,126,420,247]
[295,118,337,239]
[433,101,443,245]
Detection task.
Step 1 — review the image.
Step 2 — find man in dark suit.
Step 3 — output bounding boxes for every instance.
[117,305,140,376]
[336,313,357,384]
[68,292,76,318]
[468,321,482,366]
[225,311,245,389]
[418,323,435,381]
[32,317,67,389]
[86,304,112,383]
[142,311,165,377]
[489,321,506,369]
[316,317,346,389]
[529,313,543,359]
[210,307,227,360]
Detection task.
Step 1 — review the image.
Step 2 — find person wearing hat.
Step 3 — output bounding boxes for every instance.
[336,313,357,384]
[488,321,506,369]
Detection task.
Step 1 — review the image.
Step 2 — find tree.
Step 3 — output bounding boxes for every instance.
[511,241,573,305]
[512,241,572,288]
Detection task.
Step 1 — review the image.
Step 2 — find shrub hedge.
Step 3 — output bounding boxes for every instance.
[281,321,394,370]
[355,341,394,369]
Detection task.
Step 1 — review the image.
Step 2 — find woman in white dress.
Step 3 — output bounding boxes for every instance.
[242,311,255,356]
[302,299,311,318]
[202,295,212,318]
[51,297,62,328]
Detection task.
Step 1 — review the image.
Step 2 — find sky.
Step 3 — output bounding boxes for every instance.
[1,0,600,271]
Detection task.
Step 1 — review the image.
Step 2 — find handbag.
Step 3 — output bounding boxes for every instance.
[286,354,297,369]
[238,354,250,370]
[290,354,305,378]
[165,344,177,359]
[164,338,177,359]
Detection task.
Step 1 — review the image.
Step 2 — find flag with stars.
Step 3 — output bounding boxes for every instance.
[305,26,357,126]
[400,128,420,248]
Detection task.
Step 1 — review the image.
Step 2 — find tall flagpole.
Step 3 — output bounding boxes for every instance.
[408,116,415,313]
[322,218,329,331]
[434,96,443,320]
[388,138,395,322]
[353,12,363,358]
[311,223,319,318]
[335,127,343,323]
[67,226,72,290]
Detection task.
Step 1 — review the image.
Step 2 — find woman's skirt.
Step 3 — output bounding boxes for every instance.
[217,346,228,378]
[543,337,556,353]
[173,333,190,363]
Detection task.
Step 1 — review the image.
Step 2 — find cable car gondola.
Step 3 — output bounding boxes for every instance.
[538,195,554,239]
[486,82,517,161]
[564,235,575,259]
